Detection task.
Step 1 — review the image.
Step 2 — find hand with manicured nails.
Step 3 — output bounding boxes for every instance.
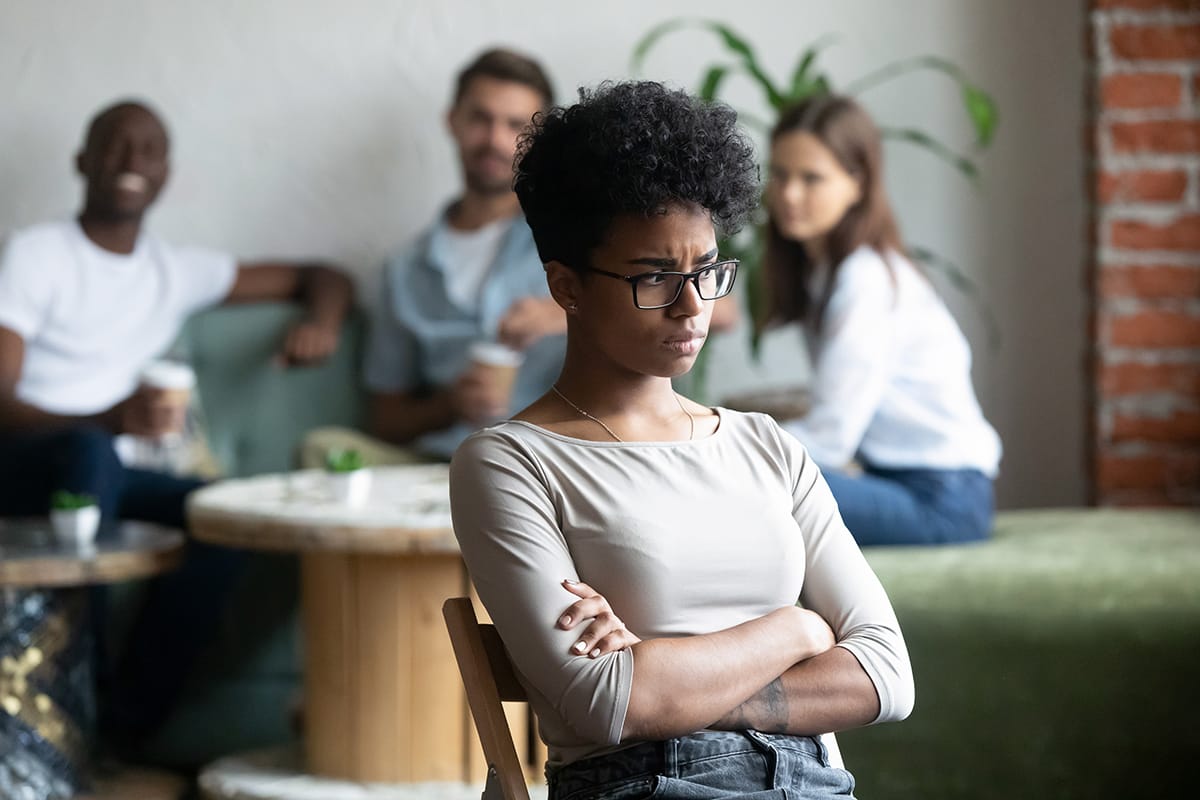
[556,579,642,659]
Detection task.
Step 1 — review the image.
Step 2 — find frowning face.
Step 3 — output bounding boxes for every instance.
[552,202,721,381]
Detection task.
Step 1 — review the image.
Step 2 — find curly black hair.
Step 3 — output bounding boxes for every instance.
[514,81,759,270]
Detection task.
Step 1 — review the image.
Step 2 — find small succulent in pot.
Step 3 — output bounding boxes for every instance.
[324,449,370,507]
[49,490,101,548]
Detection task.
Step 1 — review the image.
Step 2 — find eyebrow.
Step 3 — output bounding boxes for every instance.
[626,247,719,269]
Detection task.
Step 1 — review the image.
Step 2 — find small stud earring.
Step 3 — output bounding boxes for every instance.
[568,304,578,312]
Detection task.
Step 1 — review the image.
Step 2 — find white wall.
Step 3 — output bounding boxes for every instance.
[0,0,1086,508]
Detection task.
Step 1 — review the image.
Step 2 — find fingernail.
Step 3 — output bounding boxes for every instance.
[559,614,571,627]
[563,579,578,585]
[589,648,600,658]
[573,641,587,654]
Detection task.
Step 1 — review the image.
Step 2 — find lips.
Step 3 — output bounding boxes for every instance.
[664,331,706,355]
[114,172,150,193]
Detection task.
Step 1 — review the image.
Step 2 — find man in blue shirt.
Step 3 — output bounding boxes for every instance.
[307,48,564,463]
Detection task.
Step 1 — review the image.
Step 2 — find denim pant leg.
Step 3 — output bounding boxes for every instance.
[0,426,126,520]
[821,466,994,546]
[105,461,247,744]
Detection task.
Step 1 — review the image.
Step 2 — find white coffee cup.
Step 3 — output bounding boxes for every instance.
[140,359,196,400]
[468,342,524,407]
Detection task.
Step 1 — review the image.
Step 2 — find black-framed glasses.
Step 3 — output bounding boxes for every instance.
[585,259,739,310]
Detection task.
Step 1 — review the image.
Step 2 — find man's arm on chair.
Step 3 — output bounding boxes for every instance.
[223,261,355,365]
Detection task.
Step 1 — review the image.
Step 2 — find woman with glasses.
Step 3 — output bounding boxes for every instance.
[762,95,1001,547]
[449,81,912,800]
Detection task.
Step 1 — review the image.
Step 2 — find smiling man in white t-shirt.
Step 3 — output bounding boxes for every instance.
[0,99,354,748]
[0,100,352,522]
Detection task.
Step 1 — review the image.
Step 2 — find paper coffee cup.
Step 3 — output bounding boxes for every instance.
[139,360,195,436]
[469,342,524,400]
[140,360,196,402]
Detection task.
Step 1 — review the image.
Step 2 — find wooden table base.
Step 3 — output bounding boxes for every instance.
[301,552,471,783]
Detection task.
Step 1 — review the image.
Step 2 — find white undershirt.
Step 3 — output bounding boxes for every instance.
[0,220,237,414]
[441,217,510,311]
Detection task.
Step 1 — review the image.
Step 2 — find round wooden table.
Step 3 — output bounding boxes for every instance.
[187,466,473,785]
[0,519,185,800]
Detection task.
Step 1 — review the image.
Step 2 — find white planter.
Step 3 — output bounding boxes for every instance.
[50,506,101,548]
[328,469,371,507]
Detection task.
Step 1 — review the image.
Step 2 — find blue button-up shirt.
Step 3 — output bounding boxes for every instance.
[365,212,565,459]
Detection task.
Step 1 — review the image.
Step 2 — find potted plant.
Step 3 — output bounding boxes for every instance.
[49,490,101,548]
[325,448,370,507]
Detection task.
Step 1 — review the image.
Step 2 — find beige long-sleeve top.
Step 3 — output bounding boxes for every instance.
[449,409,913,767]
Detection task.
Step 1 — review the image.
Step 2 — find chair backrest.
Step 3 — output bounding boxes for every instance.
[443,597,532,800]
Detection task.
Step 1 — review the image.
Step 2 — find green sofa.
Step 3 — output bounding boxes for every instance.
[839,508,1200,799]
[132,303,366,767]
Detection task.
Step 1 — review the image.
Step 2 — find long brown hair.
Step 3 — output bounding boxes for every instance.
[762,94,904,330]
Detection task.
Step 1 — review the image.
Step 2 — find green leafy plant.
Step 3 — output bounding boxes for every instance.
[50,490,98,510]
[633,19,1001,364]
[324,448,366,473]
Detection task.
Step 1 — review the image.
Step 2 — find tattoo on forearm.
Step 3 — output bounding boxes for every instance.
[716,678,790,732]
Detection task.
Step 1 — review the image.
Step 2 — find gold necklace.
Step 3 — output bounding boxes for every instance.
[551,385,695,443]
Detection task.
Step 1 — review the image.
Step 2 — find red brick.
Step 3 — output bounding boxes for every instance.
[1100,361,1200,395]
[1110,120,1200,153]
[1110,24,1200,60]
[1112,409,1200,442]
[1110,215,1200,250]
[1096,169,1188,203]
[1099,264,1200,297]
[1095,449,1200,491]
[1095,0,1200,9]
[1109,309,1200,347]
[1102,73,1184,109]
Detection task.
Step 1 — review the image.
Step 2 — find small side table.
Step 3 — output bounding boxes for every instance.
[188,466,473,785]
[0,519,185,800]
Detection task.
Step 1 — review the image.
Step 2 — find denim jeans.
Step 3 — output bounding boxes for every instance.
[0,425,246,746]
[547,730,855,800]
[821,463,994,546]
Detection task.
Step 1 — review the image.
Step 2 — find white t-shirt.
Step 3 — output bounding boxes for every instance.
[0,220,237,415]
[440,217,511,311]
[784,246,1002,476]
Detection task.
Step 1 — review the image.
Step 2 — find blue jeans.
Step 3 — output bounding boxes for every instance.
[0,425,246,747]
[821,463,994,546]
[547,731,855,800]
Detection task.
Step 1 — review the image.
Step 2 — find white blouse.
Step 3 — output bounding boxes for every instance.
[784,247,1002,476]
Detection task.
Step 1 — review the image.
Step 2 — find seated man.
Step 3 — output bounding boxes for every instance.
[0,99,354,747]
[304,48,565,466]
[304,48,739,468]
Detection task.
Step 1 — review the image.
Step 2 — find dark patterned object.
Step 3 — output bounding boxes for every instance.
[0,588,94,799]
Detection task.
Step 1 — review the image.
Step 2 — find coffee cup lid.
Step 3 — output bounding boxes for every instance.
[470,341,524,367]
[140,360,196,390]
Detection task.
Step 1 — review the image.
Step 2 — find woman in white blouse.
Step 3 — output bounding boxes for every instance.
[764,94,1001,546]
[450,81,912,800]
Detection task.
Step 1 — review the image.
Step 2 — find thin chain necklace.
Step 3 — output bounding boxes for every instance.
[551,385,695,443]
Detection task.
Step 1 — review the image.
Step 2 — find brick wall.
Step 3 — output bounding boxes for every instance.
[1088,0,1200,505]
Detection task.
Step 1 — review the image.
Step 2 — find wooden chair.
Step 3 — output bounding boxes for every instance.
[443,597,533,800]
